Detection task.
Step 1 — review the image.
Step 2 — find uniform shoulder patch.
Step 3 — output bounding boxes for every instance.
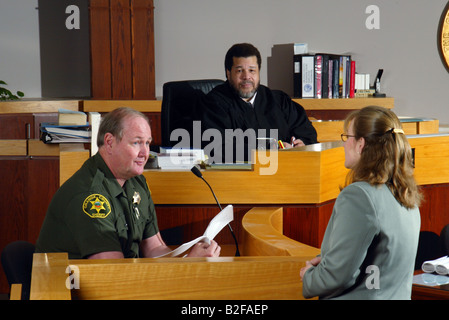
[83,194,112,218]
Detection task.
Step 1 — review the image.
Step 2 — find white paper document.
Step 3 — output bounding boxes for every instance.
[155,205,233,258]
[421,255,449,275]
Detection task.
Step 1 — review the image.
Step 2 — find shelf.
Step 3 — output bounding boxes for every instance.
[0,97,394,114]
[81,99,162,113]
[293,97,394,110]
[0,100,79,114]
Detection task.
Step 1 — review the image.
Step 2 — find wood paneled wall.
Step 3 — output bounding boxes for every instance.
[89,0,155,99]
[0,157,59,295]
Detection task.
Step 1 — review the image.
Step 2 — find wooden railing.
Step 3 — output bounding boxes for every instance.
[29,207,320,300]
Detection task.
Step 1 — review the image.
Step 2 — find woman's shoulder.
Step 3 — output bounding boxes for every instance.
[342,181,390,200]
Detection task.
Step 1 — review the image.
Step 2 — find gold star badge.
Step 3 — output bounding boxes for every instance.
[133,192,141,205]
[90,196,106,214]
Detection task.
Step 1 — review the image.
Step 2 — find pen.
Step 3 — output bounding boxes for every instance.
[291,136,296,147]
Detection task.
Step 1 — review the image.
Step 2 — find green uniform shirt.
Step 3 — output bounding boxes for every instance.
[36,153,159,259]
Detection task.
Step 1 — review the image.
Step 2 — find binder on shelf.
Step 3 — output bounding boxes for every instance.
[349,60,356,98]
[293,54,301,98]
[294,51,356,99]
[314,53,331,99]
[40,123,91,144]
[293,54,315,98]
[321,54,330,99]
[331,56,340,98]
[314,54,323,99]
[342,55,352,98]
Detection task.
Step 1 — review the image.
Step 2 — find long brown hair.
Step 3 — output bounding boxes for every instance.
[343,106,422,209]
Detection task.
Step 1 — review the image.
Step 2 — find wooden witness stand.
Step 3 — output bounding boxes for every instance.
[28,207,320,300]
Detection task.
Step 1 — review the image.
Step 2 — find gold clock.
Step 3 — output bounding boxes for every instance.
[439,2,449,71]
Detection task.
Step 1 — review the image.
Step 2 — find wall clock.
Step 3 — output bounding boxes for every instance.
[439,2,449,71]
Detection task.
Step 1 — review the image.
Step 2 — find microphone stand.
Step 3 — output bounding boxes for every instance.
[191,166,240,256]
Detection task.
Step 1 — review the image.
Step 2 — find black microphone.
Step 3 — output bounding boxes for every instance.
[191,165,240,256]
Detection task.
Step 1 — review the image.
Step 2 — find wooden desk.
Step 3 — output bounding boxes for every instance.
[145,142,347,205]
[29,207,319,300]
[142,134,449,205]
[413,282,449,300]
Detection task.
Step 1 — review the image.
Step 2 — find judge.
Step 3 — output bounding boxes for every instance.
[201,43,317,163]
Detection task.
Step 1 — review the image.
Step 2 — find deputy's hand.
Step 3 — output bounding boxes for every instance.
[187,240,221,257]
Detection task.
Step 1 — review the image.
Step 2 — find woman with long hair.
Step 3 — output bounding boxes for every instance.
[300,106,421,299]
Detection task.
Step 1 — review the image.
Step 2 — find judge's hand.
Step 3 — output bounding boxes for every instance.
[300,256,321,280]
[186,240,221,257]
[284,138,305,148]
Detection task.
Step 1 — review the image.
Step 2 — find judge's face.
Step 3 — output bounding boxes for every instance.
[227,56,260,100]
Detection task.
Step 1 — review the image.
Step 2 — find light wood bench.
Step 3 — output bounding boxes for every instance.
[29,207,320,300]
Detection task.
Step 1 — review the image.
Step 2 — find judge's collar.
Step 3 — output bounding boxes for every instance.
[241,92,257,106]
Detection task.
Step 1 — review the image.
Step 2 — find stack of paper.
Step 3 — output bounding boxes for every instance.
[157,148,206,170]
[155,205,233,257]
[41,109,101,146]
[41,123,91,144]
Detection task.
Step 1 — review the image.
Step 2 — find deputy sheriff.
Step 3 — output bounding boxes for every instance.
[36,107,221,259]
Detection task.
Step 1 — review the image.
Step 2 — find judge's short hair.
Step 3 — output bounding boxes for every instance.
[224,43,262,73]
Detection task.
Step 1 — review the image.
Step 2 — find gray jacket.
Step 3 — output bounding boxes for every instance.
[302,181,420,299]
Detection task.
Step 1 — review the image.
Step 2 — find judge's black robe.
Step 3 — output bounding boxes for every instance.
[200,81,317,162]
